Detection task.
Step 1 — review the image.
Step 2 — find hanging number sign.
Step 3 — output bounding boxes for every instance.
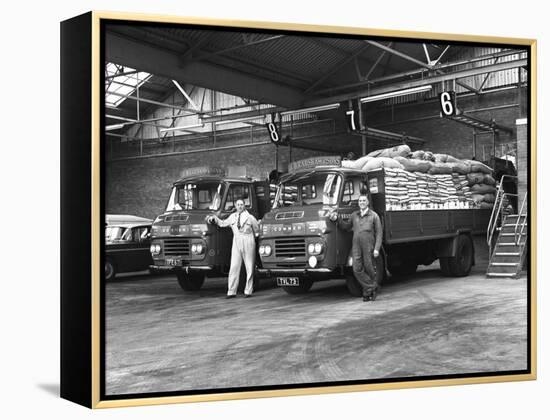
[439,91,456,116]
[266,122,281,144]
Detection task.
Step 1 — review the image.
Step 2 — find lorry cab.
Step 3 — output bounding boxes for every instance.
[257,157,380,294]
[150,167,269,291]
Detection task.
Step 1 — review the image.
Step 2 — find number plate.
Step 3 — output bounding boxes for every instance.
[277,277,300,286]
[165,258,182,267]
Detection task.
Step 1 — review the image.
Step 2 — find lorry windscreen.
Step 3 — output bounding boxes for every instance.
[166,182,225,211]
[274,173,342,208]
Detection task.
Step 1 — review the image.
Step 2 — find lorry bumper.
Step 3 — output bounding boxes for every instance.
[149,265,214,271]
[257,268,332,275]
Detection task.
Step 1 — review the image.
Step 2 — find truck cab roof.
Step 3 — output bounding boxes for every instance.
[173,175,257,185]
[280,166,366,182]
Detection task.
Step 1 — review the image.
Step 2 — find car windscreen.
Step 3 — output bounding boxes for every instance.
[106,226,128,241]
[166,182,225,211]
[273,173,342,208]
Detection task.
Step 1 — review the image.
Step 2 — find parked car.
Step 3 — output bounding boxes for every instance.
[105,214,153,281]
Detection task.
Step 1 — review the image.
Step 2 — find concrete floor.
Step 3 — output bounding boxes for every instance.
[105,244,528,396]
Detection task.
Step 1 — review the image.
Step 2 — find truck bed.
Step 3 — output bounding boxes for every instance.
[383,209,491,244]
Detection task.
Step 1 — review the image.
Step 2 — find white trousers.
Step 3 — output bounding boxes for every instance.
[227,233,256,295]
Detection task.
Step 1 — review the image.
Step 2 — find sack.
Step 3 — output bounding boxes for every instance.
[483,193,496,203]
[363,157,403,172]
[471,183,496,194]
[434,153,460,163]
[471,194,485,204]
[466,172,486,186]
[464,159,493,174]
[483,174,496,186]
[367,144,411,159]
[429,162,453,175]
[450,161,470,175]
[393,156,433,173]
[343,155,371,169]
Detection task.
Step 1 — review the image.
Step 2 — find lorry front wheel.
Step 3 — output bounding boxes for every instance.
[176,272,205,291]
[440,234,473,277]
[282,278,313,294]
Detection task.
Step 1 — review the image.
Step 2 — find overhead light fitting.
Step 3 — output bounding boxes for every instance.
[215,115,267,126]
[160,122,204,133]
[280,103,341,116]
[360,85,432,103]
[105,123,125,131]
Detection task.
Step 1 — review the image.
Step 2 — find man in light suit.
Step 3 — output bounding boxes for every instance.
[213,199,259,298]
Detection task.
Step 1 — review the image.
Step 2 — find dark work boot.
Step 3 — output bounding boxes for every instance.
[371,288,378,302]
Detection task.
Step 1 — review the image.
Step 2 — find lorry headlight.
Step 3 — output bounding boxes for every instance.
[259,245,272,256]
[150,243,161,256]
[308,242,323,255]
[191,243,205,255]
[308,256,318,268]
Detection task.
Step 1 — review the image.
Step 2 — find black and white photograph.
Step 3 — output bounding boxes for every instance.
[100,18,532,400]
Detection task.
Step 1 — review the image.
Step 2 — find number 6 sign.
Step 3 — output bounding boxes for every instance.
[439,91,456,116]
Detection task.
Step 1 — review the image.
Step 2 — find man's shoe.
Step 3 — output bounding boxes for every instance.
[362,295,371,302]
[226,294,236,299]
[371,289,377,301]
[244,294,253,298]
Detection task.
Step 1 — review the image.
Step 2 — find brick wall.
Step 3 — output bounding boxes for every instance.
[105,143,323,220]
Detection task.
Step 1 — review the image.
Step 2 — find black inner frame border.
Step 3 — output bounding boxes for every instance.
[99,17,532,401]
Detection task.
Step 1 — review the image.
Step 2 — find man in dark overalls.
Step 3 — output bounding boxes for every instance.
[330,195,383,301]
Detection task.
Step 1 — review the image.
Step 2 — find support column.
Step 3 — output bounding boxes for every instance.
[516,118,528,214]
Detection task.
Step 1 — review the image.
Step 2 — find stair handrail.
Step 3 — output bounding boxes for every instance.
[487,175,518,251]
[514,192,528,246]
[487,181,504,248]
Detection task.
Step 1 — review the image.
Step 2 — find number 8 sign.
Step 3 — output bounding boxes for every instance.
[266,122,281,144]
[439,91,456,116]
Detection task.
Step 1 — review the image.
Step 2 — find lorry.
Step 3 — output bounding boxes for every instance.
[257,156,491,295]
[149,167,270,291]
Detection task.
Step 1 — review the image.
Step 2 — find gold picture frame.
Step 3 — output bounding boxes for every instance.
[60,11,537,409]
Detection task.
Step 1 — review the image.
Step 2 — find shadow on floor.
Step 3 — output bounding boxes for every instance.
[36,383,59,397]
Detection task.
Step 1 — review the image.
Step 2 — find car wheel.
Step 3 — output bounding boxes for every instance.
[105,258,116,281]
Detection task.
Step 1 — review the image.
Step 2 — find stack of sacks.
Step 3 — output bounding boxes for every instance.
[340,146,496,210]
[452,174,472,204]
[468,172,497,209]
[384,168,410,208]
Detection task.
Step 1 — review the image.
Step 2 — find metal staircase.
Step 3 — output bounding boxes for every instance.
[486,176,528,278]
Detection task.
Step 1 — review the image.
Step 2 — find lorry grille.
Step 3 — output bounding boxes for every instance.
[164,214,189,222]
[275,238,306,258]
[163,238,190,256]
[275,211,304,220]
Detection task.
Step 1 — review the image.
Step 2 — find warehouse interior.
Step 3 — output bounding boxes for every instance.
[102,22,530,396]
[104,23,528,220]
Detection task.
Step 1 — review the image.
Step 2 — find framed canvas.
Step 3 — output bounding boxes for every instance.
[60,11,537,409]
